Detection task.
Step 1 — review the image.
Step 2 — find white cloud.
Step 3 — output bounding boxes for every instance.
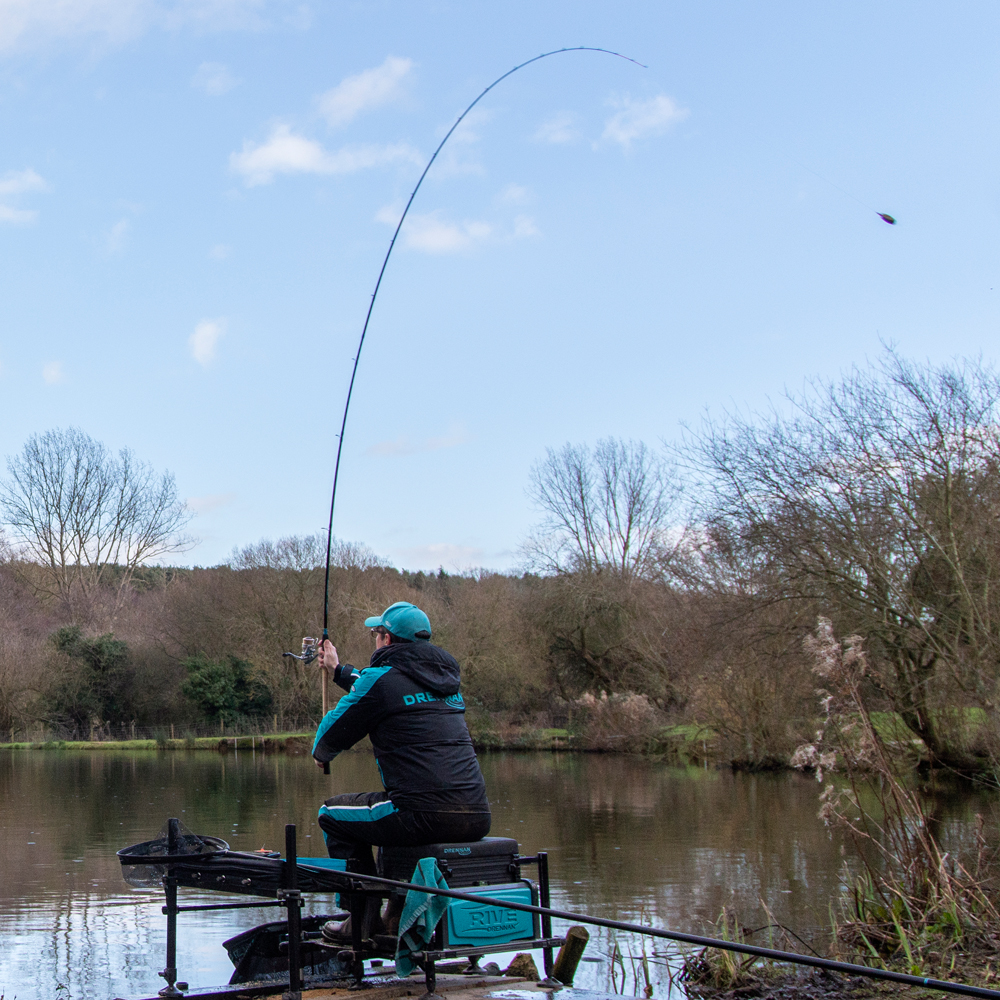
[209,243,231,259]
[190,317,226,366]
[395,209,491,254]
[376,204,536,254]
[42,361,65,384]
[368,424,471,457]
[448,106,490,146]
[0,204,37,224]
[375,204,482,254]
[230,126,328,184]
[230,124,420,186]
[512,214,539,239]
[187,491,236,514]
[0,0,145,53]
[0,168,46,196]
[535,112,579,144]
[602,94,689,149]
[0,0,271,55]
[317,55,413,128]
[192,61,238,96]
[393,542,485,572]
[497,183,529,205]
[0,168,47,224]
[106,217,130,252]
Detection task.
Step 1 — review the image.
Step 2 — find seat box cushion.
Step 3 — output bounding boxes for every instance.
[378,837,519,887]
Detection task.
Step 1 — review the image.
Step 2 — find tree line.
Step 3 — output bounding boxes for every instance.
[2,350,999,776]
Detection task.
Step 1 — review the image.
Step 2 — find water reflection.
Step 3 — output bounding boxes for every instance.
[0,750,993,1000]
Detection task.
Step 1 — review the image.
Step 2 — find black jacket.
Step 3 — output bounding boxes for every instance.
[311,642,489,813]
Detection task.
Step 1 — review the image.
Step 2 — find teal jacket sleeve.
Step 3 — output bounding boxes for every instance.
[312,666,391,763]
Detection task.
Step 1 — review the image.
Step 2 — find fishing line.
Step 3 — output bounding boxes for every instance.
[792,157,896,225]
[320,46,646,646]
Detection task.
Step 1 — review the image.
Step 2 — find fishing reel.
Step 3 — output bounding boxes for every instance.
[281,637,318,665]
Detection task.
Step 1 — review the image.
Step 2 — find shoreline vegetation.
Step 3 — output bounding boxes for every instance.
[0,710,942,768]
[4,353,1000,990]
[5,354,1000,784]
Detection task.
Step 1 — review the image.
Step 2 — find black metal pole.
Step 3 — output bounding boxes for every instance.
[159,818,182,998]
[349,873,365,988]
[537,852,555,979]
[423,956,438,1000]
[282,824,302,1000]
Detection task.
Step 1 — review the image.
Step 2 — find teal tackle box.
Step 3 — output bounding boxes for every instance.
[440,880,538,948]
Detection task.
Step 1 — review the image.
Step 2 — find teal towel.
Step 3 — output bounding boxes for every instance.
[394,858,450,977]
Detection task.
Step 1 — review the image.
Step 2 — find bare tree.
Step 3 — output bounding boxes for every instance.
[688,350,1000,772]
[229,533,389,573]
[0,427,193,616]
[524,438,682,581]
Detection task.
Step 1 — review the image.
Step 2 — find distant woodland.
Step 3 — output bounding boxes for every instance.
[3,350,1000,776]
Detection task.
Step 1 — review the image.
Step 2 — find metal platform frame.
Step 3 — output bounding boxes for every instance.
[152,819,564,1000]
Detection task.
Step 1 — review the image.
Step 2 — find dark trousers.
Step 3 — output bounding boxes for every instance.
[317,791,491,875]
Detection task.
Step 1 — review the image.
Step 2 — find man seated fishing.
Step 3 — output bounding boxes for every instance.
[312,601,491,939]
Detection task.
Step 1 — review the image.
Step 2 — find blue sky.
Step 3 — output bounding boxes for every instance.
[1,1,997,571]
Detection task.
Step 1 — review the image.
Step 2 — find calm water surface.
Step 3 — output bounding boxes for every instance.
[0,749,990,1000]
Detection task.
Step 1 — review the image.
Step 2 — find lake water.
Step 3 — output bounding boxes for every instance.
[0,748,992,1000]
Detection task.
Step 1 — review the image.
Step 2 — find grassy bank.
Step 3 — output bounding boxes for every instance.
[0,728,615,755]
[0,732,315,753]
[0,725,685,756]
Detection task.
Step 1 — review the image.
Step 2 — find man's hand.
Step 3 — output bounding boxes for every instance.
[318,638,339,672]
[315,757,327,769]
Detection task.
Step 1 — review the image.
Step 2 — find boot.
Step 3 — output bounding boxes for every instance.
[382,894,405,937]
[321,916,352,942]
[323,897,384,943]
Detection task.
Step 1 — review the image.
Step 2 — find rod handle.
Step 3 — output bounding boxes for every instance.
[320,627,331,773]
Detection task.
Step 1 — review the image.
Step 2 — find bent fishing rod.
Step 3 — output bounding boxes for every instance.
[316,48,645,653]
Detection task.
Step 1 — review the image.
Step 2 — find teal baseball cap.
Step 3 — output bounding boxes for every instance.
[364,602,432,641]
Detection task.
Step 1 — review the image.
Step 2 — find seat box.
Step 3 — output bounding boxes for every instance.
[442,881,538,948]
[377,837,519,888]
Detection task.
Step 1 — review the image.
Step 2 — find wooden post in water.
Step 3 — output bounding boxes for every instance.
[552,926,589,985]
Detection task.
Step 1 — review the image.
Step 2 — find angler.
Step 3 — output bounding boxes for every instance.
[312,601,491,939]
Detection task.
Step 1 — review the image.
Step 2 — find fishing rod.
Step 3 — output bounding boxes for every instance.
[317,47,646,653]
[334,869,1000,1000]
